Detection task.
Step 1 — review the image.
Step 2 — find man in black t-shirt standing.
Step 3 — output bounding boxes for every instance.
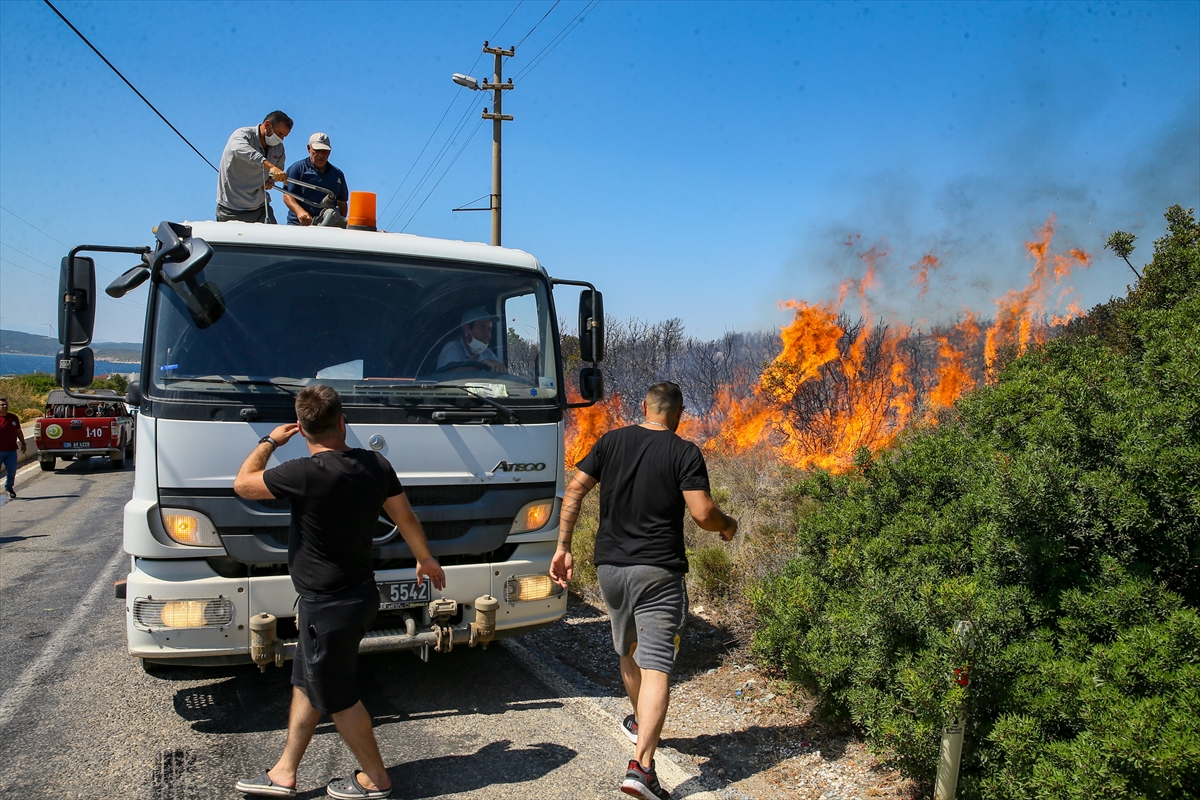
[550,382,738,800]
[232,385,446,800]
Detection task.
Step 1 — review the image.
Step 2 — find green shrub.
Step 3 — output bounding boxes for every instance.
[752,206,1200,798]
[689,543,735,598]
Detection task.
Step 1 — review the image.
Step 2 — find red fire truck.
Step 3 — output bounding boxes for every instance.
[34,389,135,471]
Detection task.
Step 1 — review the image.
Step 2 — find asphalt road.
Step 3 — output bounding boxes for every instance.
[0,460,714,800]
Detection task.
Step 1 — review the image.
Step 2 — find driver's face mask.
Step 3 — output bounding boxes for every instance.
[467,337,489,355]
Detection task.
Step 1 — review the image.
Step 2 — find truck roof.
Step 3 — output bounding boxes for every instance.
[184,221,545,272]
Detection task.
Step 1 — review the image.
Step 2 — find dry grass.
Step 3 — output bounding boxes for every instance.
[564,448,805,639]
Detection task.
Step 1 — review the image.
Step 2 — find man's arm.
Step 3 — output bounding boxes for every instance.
[17,420,26,451]
[233,423,301,499]
[382,493,447,590]
[684,489,738,541]
[549,471,598,588]
[282,193,312,225]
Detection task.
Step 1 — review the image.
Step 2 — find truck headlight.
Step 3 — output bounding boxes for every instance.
[504,573,564,604]
[133,597,234,629]
[160,508,222,547]
[510,499,554,533]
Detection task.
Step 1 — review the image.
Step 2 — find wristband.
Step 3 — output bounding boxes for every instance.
[258,435,278,448]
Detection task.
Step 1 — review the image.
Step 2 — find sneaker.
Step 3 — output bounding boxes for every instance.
[621,713,639,744]
[5,489,14,499]
[621,759,670,800]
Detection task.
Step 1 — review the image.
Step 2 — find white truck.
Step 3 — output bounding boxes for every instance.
[55,211,604,669]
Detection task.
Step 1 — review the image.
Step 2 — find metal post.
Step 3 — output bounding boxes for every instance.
[481,42,514,247]
[934,620,977,800]
[491,49,502,247]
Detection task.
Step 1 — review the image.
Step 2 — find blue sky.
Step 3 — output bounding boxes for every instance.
[1,0,1197,343]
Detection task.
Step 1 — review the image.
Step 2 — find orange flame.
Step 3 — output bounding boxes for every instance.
[564,214,1090,475]
[563,392,626,467]
[983,214,1090,377]
[910,253,940,299]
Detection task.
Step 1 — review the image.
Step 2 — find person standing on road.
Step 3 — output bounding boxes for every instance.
[283,133,349,226]
[217,111,293,223]
[0,398,28,499]
[232,385,446,800]
[550,381,738,800]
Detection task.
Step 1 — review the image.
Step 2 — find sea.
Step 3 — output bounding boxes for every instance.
[0,353,139,378]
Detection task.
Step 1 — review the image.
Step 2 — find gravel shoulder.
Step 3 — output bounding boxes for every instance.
[525,595,917,800]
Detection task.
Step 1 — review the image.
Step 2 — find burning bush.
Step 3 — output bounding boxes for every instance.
[751,206,1200,798]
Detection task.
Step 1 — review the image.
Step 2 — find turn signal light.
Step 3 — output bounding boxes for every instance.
[510,500,554,534]
[348,191,377,231]
[160,509,222,547]
[504,574,562,603]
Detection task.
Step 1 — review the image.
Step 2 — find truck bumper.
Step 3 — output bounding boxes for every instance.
[126,540,565,663]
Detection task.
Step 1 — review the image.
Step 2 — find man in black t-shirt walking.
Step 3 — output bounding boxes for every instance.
[550,382,738,800]
[232,386,446,800]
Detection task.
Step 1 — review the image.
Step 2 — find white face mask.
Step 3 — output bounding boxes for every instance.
[467,337,489,355]
[264,126,283,147]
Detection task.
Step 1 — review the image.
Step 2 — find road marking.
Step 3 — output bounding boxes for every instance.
[503,639,722,800]
[0,546,126,728]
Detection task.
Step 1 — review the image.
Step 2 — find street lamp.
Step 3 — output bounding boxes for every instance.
[451,41,514,247]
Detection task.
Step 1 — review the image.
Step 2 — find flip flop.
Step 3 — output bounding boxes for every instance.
[235,770,297,798]
[326,771,392,799]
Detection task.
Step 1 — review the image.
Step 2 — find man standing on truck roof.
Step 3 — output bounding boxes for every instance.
[232,385,446,800]
[550,381,738,800]
[0,398,28,499]
[284,133,349,226]
[217,111,293,224]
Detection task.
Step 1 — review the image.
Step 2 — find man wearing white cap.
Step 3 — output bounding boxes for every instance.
[283,133,349,226]
[436,307,504,372]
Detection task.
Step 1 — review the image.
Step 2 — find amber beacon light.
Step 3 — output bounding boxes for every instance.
[347,191,377,231]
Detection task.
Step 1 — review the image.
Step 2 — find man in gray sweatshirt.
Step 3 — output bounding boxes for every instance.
[216,111,293,223]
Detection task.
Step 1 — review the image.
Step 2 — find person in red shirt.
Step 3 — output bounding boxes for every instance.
[0,398,28,499]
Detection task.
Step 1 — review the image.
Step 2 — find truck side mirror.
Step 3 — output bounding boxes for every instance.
[125,380,143,408]
[59,255,97,346]
[578,289,604,363]
[152,221,213,283]
[58,347,95,389]
[578,366,604,402]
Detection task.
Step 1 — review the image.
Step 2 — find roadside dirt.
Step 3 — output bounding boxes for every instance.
[526,595,917,800]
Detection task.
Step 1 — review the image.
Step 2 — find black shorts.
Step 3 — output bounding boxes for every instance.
[291,581,378,714]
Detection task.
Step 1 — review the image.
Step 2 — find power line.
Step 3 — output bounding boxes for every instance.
[0,206,68,248]
[401,117,489,233]
[379,0,526,221]
[42,0,218,173]
[516,0,561,49]
[515,0,601,82]
[0,257,56,283]
[0,241,58,271]
[387,93,490,230]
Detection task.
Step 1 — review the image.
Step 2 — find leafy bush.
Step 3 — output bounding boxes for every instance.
[689,544,735,598]
[752,206,1200,799]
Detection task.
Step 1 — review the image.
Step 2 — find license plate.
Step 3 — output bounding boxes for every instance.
[60,441,89,449]
[377,579,431,610]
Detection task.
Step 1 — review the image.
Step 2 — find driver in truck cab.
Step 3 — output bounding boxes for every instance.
[232,385,446,800]
[436,306,504,372]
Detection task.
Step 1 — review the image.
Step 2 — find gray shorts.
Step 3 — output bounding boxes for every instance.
[597,564,687,675]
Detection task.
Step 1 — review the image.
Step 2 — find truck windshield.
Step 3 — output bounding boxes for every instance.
[149,245,559,404]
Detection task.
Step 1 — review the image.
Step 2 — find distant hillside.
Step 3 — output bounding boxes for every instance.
[0,329,141,362]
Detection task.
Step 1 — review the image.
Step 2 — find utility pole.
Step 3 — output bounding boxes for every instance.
[481,42,514,246]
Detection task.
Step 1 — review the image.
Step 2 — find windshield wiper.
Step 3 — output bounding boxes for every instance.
[355,382,519,422]
[162,376,304,389]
